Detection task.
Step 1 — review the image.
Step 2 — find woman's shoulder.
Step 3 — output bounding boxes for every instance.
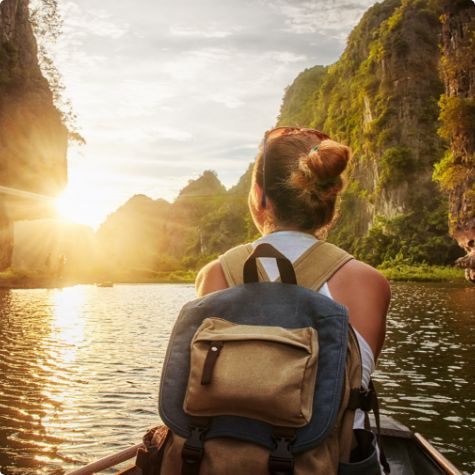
[334,258,390,291]
[195,259,228,297]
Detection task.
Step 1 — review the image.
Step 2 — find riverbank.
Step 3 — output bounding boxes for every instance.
[0,269,198,289]
[0,266,466,289]
[378,264,464,282]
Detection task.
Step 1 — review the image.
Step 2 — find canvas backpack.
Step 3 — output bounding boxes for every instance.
[136,241,389,475]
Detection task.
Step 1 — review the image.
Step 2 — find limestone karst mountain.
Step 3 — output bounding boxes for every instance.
[277,0,473,274]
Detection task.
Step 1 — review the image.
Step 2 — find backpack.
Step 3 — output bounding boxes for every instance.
[136,242,389,475]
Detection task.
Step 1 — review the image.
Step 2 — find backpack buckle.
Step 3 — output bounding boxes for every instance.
[348,387,375,412]
[359,388,375,412]
[181,418,210,469]
[182,426,206,461]
[269,428,296,475]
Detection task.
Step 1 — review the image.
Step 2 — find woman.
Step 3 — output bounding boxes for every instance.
[195,126,390,427]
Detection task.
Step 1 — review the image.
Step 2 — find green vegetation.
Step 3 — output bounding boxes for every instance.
[379,264,464,281]
[114,270,197,284]
[277,66,327,126]
[433,5,475,237]
[276,0,465,267]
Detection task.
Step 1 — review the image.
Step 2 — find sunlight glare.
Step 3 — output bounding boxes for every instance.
[55,188,93,226]
[51,286,86,364]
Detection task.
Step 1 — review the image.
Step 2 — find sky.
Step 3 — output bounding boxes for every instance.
[47,0,379,228]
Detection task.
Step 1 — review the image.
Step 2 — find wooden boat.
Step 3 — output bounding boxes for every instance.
[65,415,463,475]
[96,282,114,287]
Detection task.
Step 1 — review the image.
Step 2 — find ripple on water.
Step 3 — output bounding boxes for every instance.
[0,282,474,474]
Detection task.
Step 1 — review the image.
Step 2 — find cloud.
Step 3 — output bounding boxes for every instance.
[272,0,377,40]
[61,1,129,40]
[53,0,380,224]
[169,24,238,39]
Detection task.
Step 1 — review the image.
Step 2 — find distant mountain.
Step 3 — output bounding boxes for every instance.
[97,194,172,272]
[97,171,256,275]
[177,170,226,198]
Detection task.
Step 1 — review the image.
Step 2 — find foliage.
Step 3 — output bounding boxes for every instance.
[276,0,458,267]
[351,201,463,267]
[433,150,474,191]
[434,5,475,233]
[277,66,327,127]
[379,146,414,186]
[378,262,464,281]
[29,0,84,143]
[437,95,475,145]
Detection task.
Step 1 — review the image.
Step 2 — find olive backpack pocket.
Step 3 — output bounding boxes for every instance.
[184,317,318,427]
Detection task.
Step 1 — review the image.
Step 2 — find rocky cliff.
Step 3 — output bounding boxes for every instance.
[436,0,475,281]
[277,0,469,268]
[0,0,68,269]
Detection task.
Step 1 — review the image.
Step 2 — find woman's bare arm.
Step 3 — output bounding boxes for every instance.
[328,259,390,360]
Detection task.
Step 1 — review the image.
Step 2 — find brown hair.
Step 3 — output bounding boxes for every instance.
[253,135,351,233]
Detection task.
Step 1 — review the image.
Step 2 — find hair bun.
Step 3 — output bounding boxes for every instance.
[306,139,350,182]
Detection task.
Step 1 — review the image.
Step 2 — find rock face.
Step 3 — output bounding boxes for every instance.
[277,0,465,267]
[0,0,68,270]
[437,0,475,281]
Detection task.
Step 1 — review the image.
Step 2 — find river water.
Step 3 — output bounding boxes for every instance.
[0,282,473,474]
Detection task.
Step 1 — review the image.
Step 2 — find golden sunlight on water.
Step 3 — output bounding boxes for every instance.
[51,287,86,364]
[0,283,474,474]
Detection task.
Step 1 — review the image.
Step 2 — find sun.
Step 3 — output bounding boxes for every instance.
[55,189,91,225]
[55,184,109,229]
[54,180,116,229]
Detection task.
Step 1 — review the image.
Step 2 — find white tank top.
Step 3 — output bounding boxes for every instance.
[253,231,375,429]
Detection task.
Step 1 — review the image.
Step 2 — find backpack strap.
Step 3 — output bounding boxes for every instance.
[219,240,353,290]
[337,326,363,463]
[219,243,269,286]
[293,241,353,291]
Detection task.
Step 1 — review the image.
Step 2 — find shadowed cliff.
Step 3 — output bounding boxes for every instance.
[0,0,68,270]
[436,0,475,281]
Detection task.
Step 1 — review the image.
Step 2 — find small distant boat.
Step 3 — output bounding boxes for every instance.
[65,415,463,475]
[96,282,114,287]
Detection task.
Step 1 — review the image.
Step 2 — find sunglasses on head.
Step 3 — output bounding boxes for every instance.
[261,126,330,208]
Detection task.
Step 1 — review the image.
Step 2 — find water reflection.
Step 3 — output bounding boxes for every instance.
[375,282,475,473]
[50,287,86,364]
[0,288,77,473]
[0,283,473,474]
